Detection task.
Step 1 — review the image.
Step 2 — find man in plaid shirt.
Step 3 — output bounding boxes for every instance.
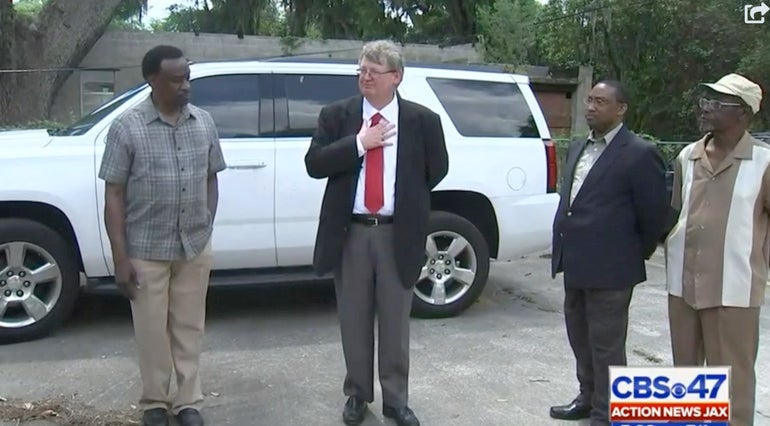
[99,45,226,426]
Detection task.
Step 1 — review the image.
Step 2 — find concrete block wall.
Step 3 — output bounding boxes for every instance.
[50,30,481,122]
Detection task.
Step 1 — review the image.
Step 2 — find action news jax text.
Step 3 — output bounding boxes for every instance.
[609,366,730,426]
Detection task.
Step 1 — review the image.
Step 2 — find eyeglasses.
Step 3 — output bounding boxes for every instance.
[357,67,396,77]
[699,98,743,111]
[583,97,610,107]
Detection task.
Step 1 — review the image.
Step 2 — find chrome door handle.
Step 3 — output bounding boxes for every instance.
[227,163,267,170]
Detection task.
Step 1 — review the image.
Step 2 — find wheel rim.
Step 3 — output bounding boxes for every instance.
[414,230,477,306]
[0,241,63,328]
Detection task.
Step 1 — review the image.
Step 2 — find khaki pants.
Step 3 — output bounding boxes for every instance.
[129,240,213,414]
[668,295,760,426]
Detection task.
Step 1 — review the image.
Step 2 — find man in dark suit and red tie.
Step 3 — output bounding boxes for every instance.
[549,80,670,426]
[305,40,449,426]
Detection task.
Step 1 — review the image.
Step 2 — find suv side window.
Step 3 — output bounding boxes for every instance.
[190,74,263,138]
[426,78,540,138]
[277,74,359,137]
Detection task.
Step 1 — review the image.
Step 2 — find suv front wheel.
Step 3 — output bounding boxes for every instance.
[0,218,80,344]
[410,211,490,318]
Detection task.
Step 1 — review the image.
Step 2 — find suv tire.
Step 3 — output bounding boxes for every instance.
[411,211,490,318]
[0,218,80,344]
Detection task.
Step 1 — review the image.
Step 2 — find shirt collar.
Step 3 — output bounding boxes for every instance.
[589,122,623,145]
[140,94,196,125]
[363,93,398,124]
[689,131,755,160]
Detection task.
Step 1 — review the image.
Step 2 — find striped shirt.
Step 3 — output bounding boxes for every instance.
[665,132,770,309]
[98,96,227,261]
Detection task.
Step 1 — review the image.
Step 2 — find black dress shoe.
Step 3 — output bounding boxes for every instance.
[176,408,204,426]
[549,397,591,420]
[142,408,169,426]
[343,396,368,425]
[383,405,420,426]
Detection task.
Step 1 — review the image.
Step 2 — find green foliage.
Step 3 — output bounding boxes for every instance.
[153,0,287,37]
[113,0,147,21]
[0,119,67,131]
[476,0,541,66]
[9,0,766,141]
[151,0,499,44]
[312,1,406,40]
[656,141,690,169]
[737,27,770,131]
[12,0,44,18]
[529,0,769,140]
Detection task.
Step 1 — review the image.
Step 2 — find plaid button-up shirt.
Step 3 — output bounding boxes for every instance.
[98,95,227,261]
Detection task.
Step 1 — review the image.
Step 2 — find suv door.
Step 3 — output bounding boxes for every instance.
[273,73,359,266]
[189,73,277,269]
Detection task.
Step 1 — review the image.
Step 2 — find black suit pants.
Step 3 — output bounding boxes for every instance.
[564,287,633,426]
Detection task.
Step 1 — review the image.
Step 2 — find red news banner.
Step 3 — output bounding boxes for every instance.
[609,366,731,425]
[610,402,729,421]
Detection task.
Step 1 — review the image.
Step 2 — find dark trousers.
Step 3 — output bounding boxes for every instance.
[334,223,414,407]
[564,287,633,426]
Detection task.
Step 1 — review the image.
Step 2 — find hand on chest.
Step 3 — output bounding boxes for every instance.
[365,113,399,146]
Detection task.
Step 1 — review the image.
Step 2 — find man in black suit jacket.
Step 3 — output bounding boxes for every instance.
[305,40,448,426]
[549,80,669,425]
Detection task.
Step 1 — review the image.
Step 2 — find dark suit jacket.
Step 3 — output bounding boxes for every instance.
[551,125,668,289]
[305,94,449,288]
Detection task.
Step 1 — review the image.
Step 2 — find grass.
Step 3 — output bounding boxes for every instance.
[0,396,140,425]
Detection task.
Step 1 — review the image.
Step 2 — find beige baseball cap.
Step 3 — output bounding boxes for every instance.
[700,73,763,114]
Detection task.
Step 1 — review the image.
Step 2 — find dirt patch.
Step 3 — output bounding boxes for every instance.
[0,396,140,425]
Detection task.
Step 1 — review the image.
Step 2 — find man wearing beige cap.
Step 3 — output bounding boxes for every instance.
[665,73,765,425]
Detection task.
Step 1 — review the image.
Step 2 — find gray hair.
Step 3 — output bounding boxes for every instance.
[359,40,404,73]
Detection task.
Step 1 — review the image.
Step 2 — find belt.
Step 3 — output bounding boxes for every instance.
[351,214,393,226]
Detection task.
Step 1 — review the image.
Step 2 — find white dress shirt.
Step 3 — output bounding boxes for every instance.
[353,95,399,215]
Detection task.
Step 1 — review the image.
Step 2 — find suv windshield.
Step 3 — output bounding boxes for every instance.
[52,83,148,136]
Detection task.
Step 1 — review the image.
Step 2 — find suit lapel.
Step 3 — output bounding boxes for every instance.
[344,95,364,143]
[395,94,416,166]
[572,126,630,205]
[345,96,364,170]
[345,96,364,203]
[582,126,629,183]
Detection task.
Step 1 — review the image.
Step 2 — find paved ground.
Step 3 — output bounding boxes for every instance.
[1,247,769,426]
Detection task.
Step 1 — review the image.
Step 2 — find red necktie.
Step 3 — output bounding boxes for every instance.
[364,112,384,213]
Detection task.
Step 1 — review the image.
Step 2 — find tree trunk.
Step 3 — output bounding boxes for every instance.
[0,0,124,126]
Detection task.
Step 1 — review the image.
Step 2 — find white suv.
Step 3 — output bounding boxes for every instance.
[0,58,559,343]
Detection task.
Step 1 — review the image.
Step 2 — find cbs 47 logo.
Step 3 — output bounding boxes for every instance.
[612,373,727,400]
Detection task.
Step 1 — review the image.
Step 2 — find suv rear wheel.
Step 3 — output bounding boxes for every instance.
[411,211,490,318]
[0,218,79,344]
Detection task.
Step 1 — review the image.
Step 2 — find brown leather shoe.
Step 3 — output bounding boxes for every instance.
[549,396,591,420]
